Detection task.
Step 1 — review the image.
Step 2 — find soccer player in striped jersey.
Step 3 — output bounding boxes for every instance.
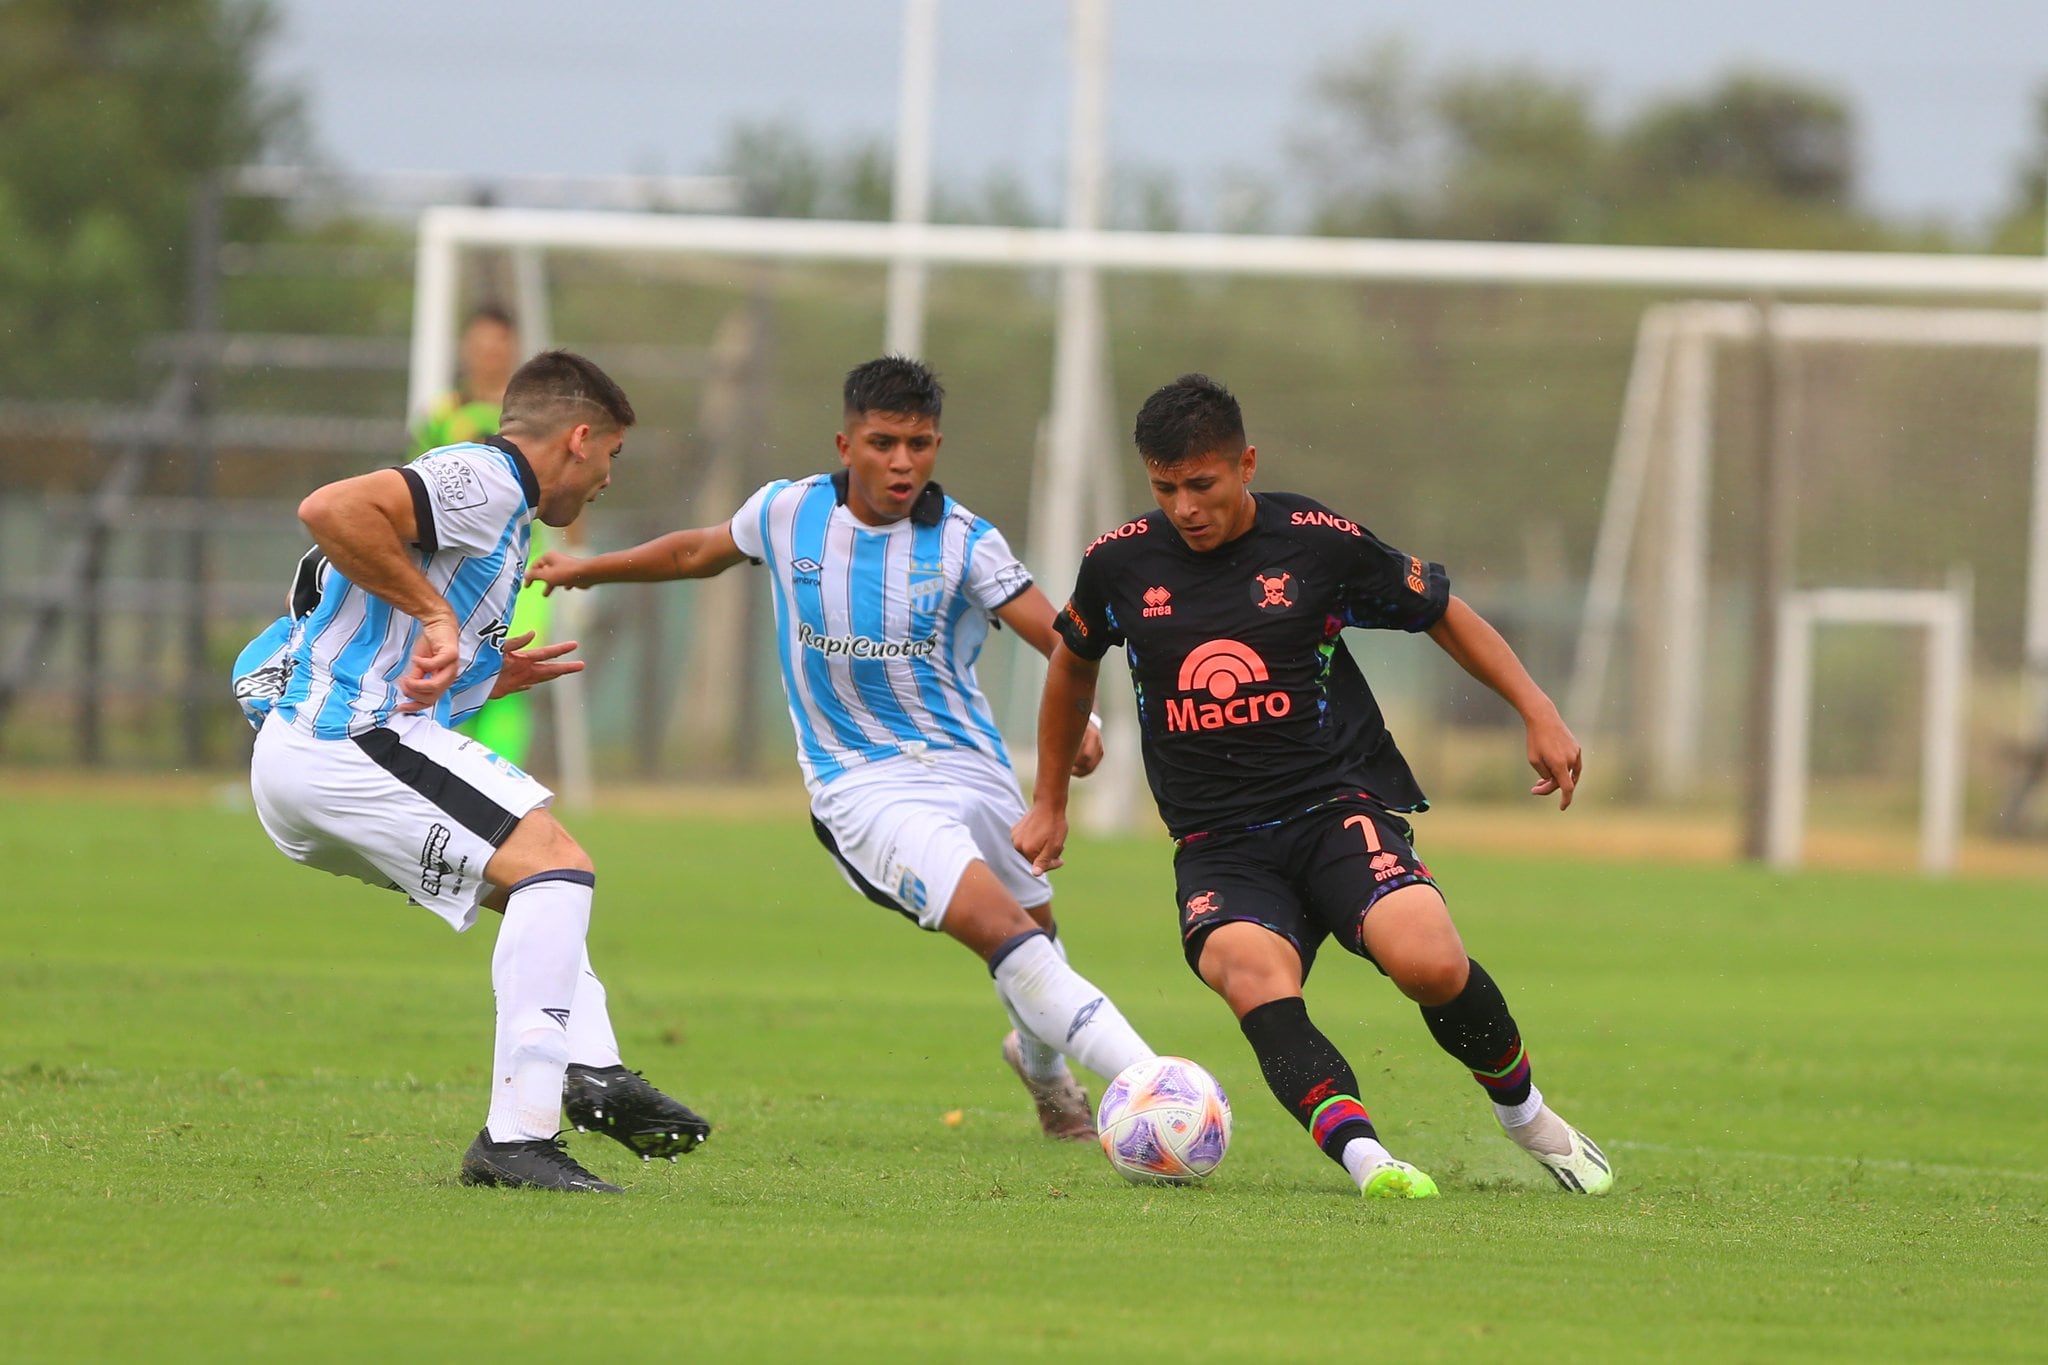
[231,351,708,1192]
[1015,373,1613,1198]
[528,356,1155,1139]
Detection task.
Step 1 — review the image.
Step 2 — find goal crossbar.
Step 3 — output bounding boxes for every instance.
[408,207,2048,419]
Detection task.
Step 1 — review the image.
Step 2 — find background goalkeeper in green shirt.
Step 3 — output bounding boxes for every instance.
[412,305,555,768]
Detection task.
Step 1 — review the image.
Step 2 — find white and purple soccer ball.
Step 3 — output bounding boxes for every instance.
[1096,1055,1232,1185]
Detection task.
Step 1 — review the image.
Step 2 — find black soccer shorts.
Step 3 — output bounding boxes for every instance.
[1171,795,1439,981]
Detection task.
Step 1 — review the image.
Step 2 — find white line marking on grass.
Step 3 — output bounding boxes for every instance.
[1611,1139,2048,1184]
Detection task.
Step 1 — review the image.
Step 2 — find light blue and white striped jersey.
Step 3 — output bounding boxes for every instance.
[232,438,540,739]
[731,471,1035,791]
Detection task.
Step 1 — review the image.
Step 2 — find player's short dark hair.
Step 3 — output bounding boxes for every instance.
[465,303,516,332]
[1134,374,1246,466]
[499,349,635,434]
[843,355,943,422]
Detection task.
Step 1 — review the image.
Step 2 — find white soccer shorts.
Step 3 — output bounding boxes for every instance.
[249,710,552,931]
[808,748,1051,931]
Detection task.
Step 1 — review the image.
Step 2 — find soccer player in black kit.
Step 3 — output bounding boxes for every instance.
[1013,373,1612,1198]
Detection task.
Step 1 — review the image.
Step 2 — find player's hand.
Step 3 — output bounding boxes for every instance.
[396,612,461,712]
[1012,804,1070,876]
[490,631,584,699]
[526,550,585,596]
[1072,715,1105,778]
[1526,708,1583,810]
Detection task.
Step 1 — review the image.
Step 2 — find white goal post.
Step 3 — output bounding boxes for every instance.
[1570,300,2048,799]
[406,208,2048,811]
[1766,579,1973,874]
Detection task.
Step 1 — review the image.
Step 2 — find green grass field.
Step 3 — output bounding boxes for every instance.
[3,787,2043,1362]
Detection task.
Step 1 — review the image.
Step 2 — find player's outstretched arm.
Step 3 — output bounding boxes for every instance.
[1013,640,1102,873]
[297,470,459,709]
[528,523,748,595]
[995,586,1104,775]
[1425,594,1583,809]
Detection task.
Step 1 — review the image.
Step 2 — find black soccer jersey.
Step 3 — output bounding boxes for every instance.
[1055,491,1450,838]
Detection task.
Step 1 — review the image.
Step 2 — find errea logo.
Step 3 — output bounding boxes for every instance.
[1142,585,1173,618]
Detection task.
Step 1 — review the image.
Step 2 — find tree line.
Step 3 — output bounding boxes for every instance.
[2,2,2044,404]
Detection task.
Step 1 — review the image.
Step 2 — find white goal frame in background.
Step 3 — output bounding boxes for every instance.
[1766,579,1973,874]
[407,208,2045,826]
[1571,301,2046,802]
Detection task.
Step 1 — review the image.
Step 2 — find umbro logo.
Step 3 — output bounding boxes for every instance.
[1142,585,1173,618]
[1066,996,1104,1043]
[542,1008,572,1029]
[790,557,822,573]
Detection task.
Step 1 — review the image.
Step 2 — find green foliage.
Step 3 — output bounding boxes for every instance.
[1299,40,1904,249]
[1988,82,2048,252]
[718,116,892,220]
[2,792,2045,1360]
[0,0,298,400]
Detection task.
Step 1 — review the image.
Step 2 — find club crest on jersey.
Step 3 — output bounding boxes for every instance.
[1250,569,1297,611]
[1142,585,1173,618]
[1166,639,1293,732]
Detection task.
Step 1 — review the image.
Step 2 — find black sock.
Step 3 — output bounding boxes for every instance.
[1239,996,1377,1163]
[1418,958,1533,1107]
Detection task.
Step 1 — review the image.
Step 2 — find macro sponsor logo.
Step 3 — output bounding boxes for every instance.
[797,621,938,660]
[1290,509,1362,536]
[1250,569,1296,611]
[1061,601,1093,638]
[1085,518,1149,555]
[1142,585,1173,618]
[1165,639,1293,731]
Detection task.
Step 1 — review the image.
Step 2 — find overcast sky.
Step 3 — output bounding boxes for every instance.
[263,0,2048,231]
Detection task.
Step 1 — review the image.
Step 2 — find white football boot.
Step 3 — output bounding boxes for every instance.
[1502,1104,1614,1195]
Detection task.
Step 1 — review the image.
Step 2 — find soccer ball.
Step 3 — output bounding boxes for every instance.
[1096,1055,1232,1185]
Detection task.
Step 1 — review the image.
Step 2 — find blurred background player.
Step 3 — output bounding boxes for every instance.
[527,355,1155,1139]
[1014,372,1613,1199]
[232,350,708,1191]
[411,304,559,770]
[411,304,520,452]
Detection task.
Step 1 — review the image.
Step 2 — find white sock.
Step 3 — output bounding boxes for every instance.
[996,983,1069,1084]
[1340,1136,1396,1185]
[484,872,592,1142]
[1493,1083,1546,1131]
[567,949,623,1070]
[990,931,1151,1081]
[995,924,1074,1084]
